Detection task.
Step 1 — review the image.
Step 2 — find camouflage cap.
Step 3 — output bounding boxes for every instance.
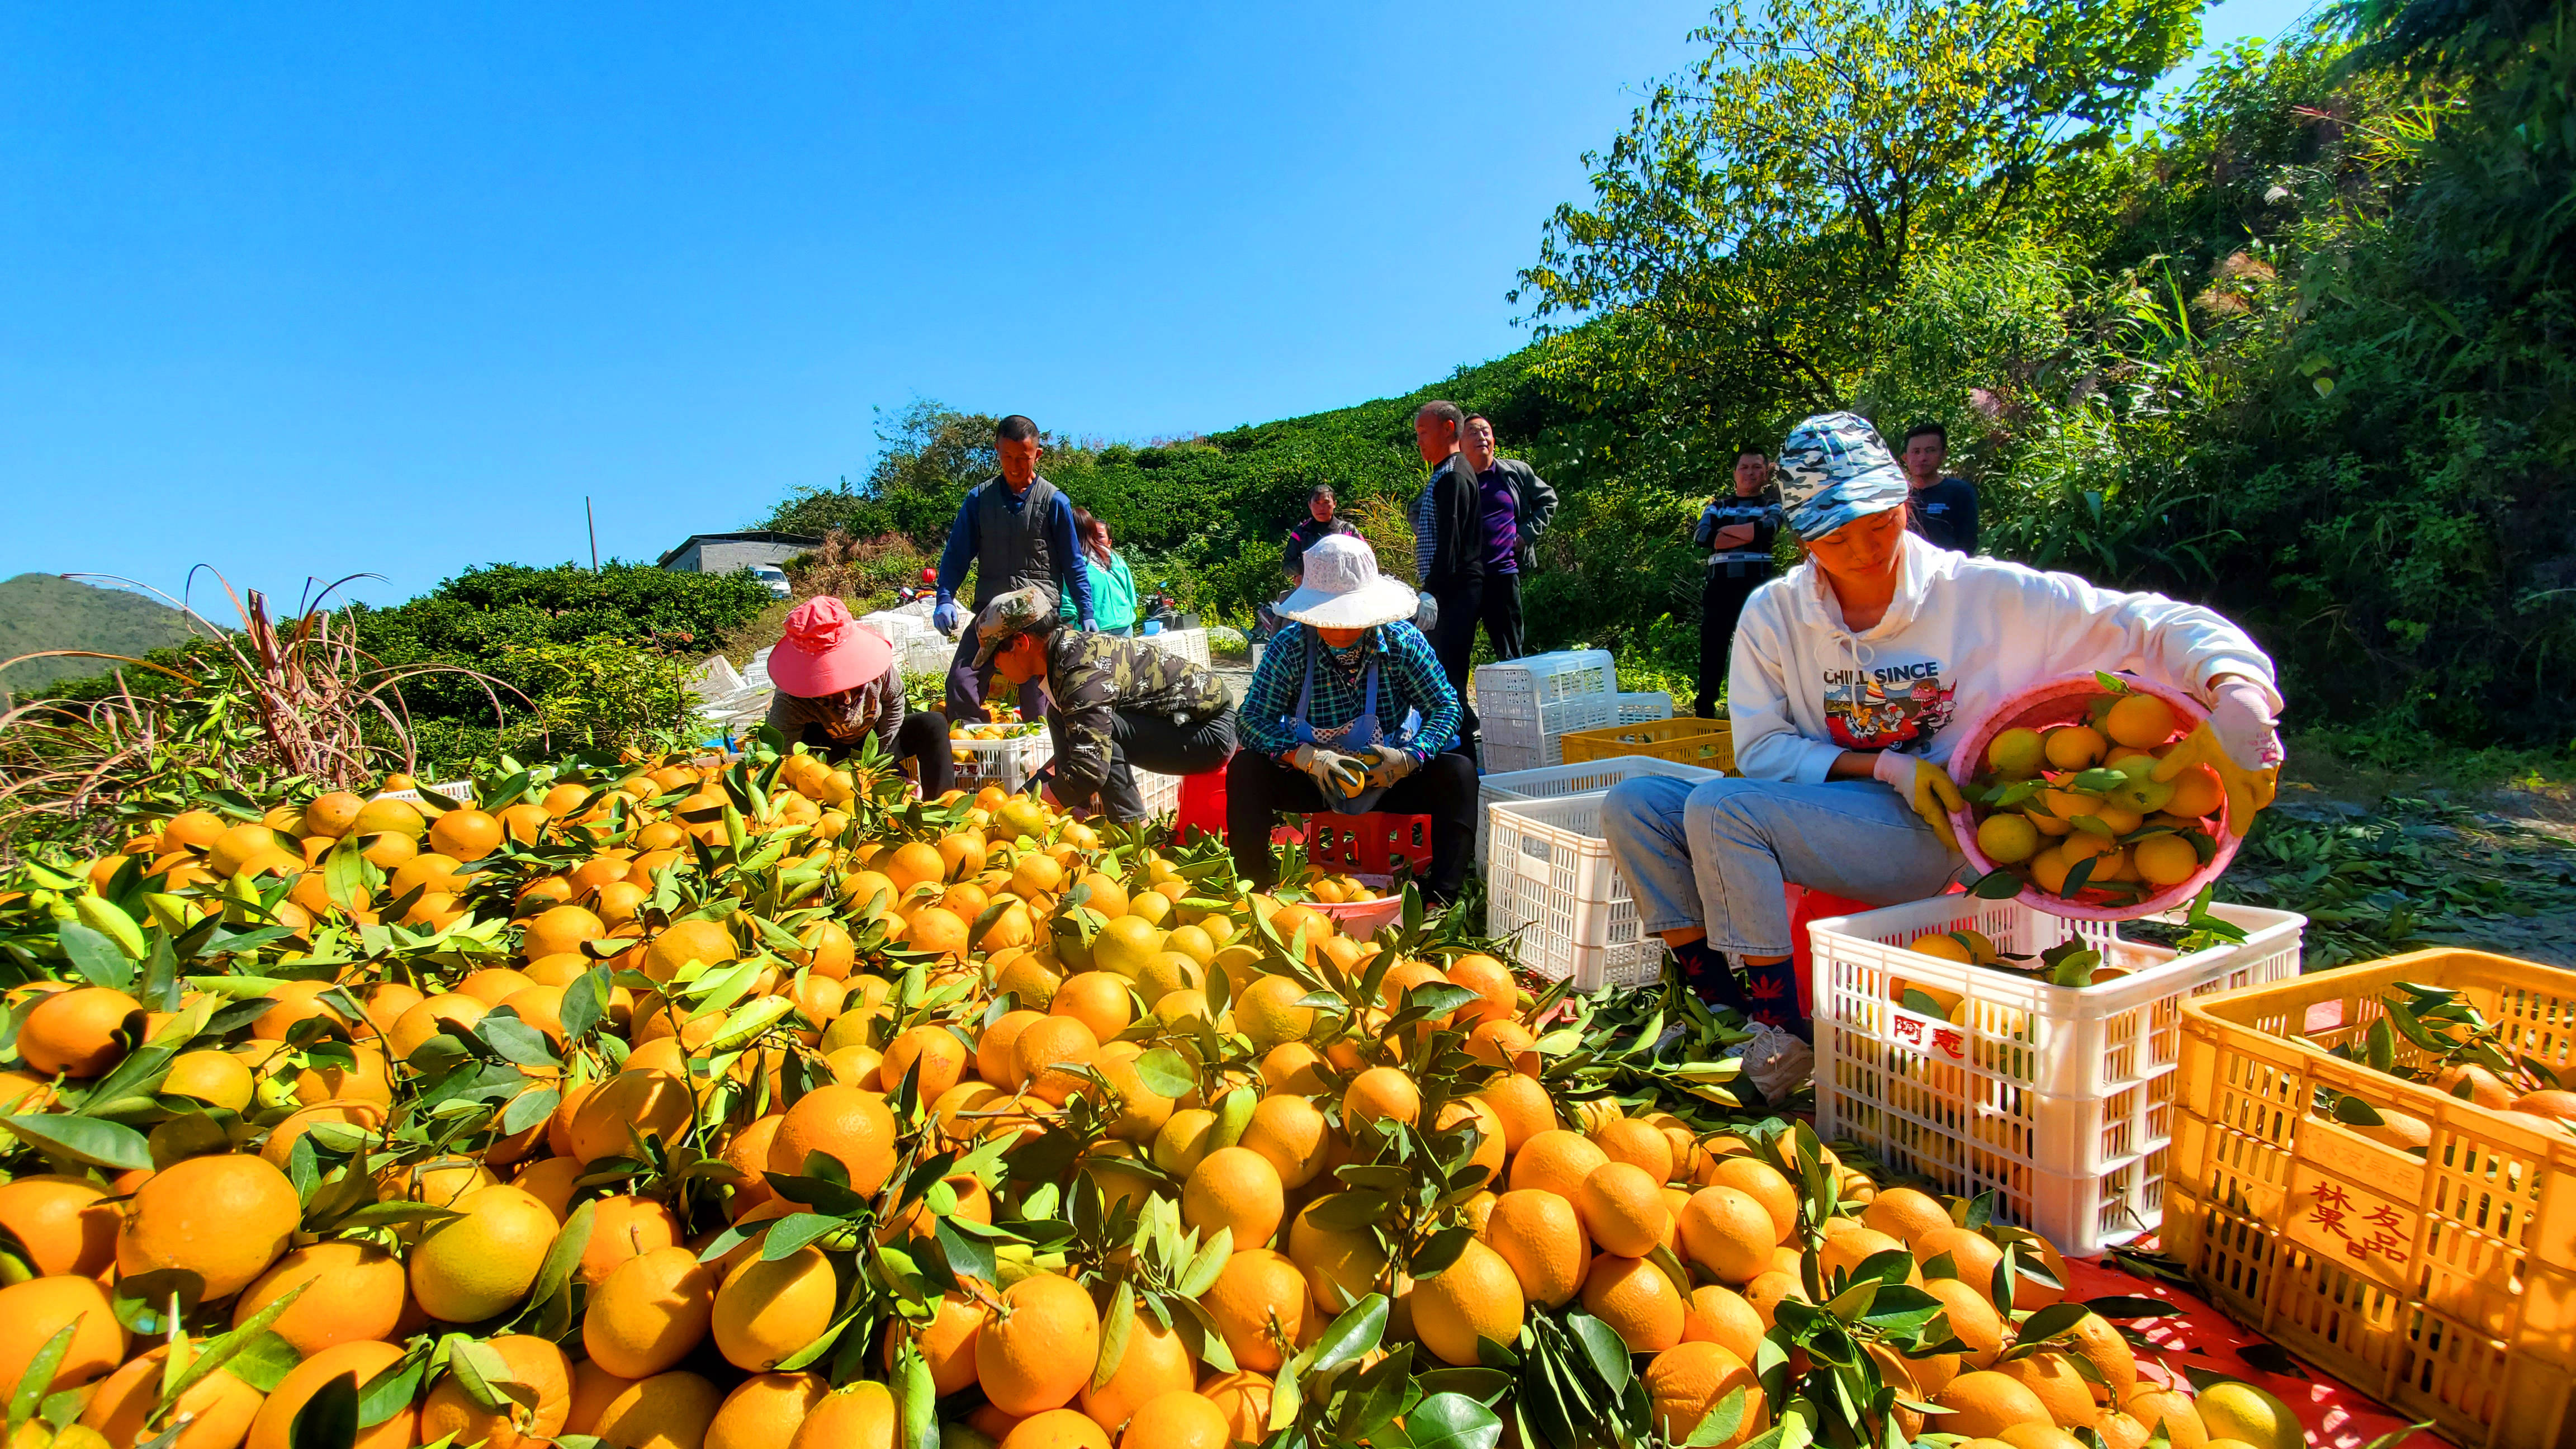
[971,585,1062,668]
[1775,411,1910,541]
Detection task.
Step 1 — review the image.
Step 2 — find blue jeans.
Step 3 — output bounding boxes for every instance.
[1600,775,1965,958]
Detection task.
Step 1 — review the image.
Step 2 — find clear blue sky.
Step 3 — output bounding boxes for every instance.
[1,0,2310,612]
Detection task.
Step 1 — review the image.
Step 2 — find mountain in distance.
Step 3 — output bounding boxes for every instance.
[0,574,202,698]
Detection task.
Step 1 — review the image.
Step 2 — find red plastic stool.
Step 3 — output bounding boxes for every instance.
[1173,754,1309,849]
[1785,882,1966,1015]
[1306,813,1433,875]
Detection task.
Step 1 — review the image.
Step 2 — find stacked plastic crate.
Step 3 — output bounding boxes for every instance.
[1472,650,1618,773]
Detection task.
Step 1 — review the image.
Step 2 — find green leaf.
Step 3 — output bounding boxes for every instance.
[1305,1293,1389,1374]
[1406,1391,1504,1449]
[1130,1047,1195,1101]
[1686,1385,1752,1447]
[288,1371,360,1449]
[56,921,136,992]
[510,1197,595,1330]
[220,1332,305,1395]
[445,1337,517,1414]
[4,1114,152,1171]
[2332,1095,2387,1127]
[897,1343,938,1449]
[2081,1295,2176,1319]
[7,1320,79,1428]
[162,1280,314,1405]
[1409,1224,1475,1278]
[760,1213,848,1261]
[1093,1282,1136,1394]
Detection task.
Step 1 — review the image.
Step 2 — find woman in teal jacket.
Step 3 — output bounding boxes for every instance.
[1062,507,1139,634]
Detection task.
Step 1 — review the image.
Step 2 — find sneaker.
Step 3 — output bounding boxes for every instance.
[1740,1022,1815,1103]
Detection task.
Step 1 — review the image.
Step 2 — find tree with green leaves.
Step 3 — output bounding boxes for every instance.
[1516,0,2199,428]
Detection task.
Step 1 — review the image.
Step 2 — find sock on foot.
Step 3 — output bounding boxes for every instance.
[1669,939,1748,1013]
[1738,956,1810,1040]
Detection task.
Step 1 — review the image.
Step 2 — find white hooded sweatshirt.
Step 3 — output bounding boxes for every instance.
[1727,532,2281,784]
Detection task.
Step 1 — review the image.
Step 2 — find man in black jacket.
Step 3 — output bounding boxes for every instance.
[1410,400,1488,758]
[1460,413,1557,664]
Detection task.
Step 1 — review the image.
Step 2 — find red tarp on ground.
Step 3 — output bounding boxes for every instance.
[2063,1254,2446,1449]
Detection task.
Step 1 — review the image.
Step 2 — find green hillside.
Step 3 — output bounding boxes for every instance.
[0,574,201,698]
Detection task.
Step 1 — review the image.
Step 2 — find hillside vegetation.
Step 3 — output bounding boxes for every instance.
[765,0,2576,756]
[0,574,199,697]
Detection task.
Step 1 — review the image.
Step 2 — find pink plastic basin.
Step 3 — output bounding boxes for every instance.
[1943,673,2240,921]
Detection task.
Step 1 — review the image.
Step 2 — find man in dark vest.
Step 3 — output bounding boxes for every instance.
[932,414,1097,723]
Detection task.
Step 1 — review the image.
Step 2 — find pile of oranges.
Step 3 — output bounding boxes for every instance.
[1958,689,2228,905]
[0,744,2293,1449]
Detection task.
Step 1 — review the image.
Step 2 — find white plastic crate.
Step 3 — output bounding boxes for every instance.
[1614,692,1675,724]
[1808,896,2306,1255]
[860,610,929,647]
[1133,626,1210,670]
[1483,691,1617,740]
[372,780,476,804]
[949,731,1053,792]
[1481,740,1554,774]
[1131,768,1180,819]
[1476,756,1723,864]
[1474,650,1615,719]
[902,634,957,679]
[1484,793,1663,993]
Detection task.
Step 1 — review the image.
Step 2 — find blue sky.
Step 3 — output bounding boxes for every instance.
[2,0,2310,612]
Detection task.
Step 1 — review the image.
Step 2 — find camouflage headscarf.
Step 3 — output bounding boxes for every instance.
[972,584,1063,668]
[1775,411,1910,541]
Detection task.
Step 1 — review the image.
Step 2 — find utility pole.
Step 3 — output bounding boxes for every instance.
[585,497,600,571]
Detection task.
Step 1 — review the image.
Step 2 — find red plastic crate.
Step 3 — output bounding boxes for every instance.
[1306,813,1432,874]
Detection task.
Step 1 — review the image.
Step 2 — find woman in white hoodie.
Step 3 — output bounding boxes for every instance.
[1602,413,2285,1087]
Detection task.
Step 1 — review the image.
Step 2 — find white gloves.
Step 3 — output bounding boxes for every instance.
[1365,744,1419,788]
[1290,745,1368,799]
[1872,749,1965,851]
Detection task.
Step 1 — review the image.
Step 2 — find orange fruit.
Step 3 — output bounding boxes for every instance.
[585,1246,721,1379]
[906,1291,991,1396]
[0,1175,118,1278]
[1285,1197,1390,1314]
[1014,1016,1102,1106]
[1052,972,1135,1041]
[1116,1390,1231,1449]
[768,1083,897,1195]
[80,1344,261,1449]
[1182,1147,1285,1249]
[0,1275,126,1393]
[1917,1226,2006,1301]
[1583,1254,1685,1353]
[1202,1248,1310,1374]
[713,1246,839,1371]
[880,1025,970,1102]
[1510,1129,1609,1199]
[1078,1311,1196,1433]
[420,1333,571,1449]
[1342,1066,1421,1136]
[1700,1156,1796,1242]
[1934,1371,2055,1438]
[1410,1238,1526,1366]
[409,1184,558,1322]
[1196,1371,1274,1445]
[588,1371,723,1449]
[1481,1188,1590,1308]
[1592,1117,1675,1183]
[234,1240,408,1354]
[247,1339,416,1449]
[1740,1270,1808,1329]
[19,986,140,1077]
[1819,1225,1918,1287]
[1862,1186,1952,1247]
[642,918,737,983]
[706,1371,830,1449]
[1645,1341,1764,1448]
[789,1382,900,1449]
[1682,1284,1766,1363]
[1925,1277,2005,1368]
[1477,1073,1557,1152]
[577,1195,685,1287]
[906,907,972,961]
[2123,1390,2208,1449]
[977,1273,1101,1415]
[1240,1094,1330,1190]
[428,807,505,859]
[117,1151,300,1299]
[1996,1351,2096,1428]
[980,1009,1047,1087]
[1677,1186,1775,1285]
[1002,1408,1113,1449]
[523,904,607,958]
[1446,953,1517,1026]
[1577,1162,1671,1258]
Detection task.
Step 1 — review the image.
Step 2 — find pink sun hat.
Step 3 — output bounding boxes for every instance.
[768,596,894,698]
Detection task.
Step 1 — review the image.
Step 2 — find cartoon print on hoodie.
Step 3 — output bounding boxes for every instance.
[1823,665,1959,752]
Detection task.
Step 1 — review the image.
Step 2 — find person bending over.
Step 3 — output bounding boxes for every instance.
[1602,412,2283,1095]
[974,587,1237,822]
[929,414,1096,724]
[764,596,953,797]
[1228,534,1478,906]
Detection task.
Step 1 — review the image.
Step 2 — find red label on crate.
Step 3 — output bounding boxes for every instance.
[1888,1005,1968,1061]
[2283,1161,2419,1289]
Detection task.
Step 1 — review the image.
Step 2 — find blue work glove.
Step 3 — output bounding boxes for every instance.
[932,599,965,637]
[1080,617,1098,633]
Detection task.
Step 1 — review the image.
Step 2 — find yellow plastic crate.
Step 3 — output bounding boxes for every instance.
[2165,950,2576,1449]
[1556,716,1734,771]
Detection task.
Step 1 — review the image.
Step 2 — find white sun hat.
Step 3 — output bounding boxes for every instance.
[1277,533,1419,629]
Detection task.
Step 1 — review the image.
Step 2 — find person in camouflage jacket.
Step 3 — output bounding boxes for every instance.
[973,585,1238,821]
